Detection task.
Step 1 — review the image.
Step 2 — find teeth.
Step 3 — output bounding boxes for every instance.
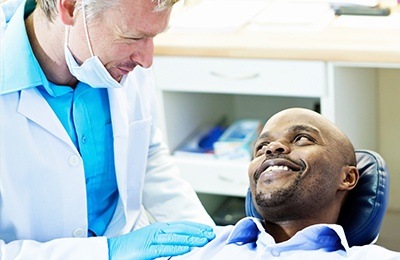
[266,165,291,172]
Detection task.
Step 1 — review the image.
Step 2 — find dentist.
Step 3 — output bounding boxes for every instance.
[0,0,215,259]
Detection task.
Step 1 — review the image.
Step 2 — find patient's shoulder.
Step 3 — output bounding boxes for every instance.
[348,244,400,259]
[170,225,235,259]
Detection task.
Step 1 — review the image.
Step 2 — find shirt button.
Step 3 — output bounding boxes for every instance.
[271,249,280,257]
[68,155,80,167]
[82,136,87,144]
[73,228,84,237]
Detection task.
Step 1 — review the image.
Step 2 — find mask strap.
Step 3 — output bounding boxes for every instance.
[81,1,94,57]
[64,25,69,48]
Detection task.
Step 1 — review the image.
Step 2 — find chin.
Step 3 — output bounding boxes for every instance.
[108,71,123,82]
[115,76,123,82]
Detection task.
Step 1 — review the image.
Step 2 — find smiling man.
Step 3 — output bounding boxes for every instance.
[250,107,357,239]
[164,107,400,259]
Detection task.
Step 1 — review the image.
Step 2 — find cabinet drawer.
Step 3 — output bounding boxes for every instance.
[175,157,249,197]
[154,56,326,97]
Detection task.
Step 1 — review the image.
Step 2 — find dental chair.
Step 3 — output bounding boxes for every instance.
[245,149,390,247]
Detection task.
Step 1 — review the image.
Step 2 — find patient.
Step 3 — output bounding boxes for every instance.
[163,107,400,259]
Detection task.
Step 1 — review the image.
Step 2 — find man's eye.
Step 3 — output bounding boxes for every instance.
[128,37,142,41]
[122,36,144,41]
[254,142,268,156]
[294,135,314,145]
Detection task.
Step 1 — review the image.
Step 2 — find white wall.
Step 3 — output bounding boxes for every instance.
[375,69,400,251]
[378,69,400,211]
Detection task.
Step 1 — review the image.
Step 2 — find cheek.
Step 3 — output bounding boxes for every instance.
[98,45,133,66]
[302,149,327,169]
[248,163,256,181]
[248,155,263,172]
[248,159,261,183]
[305,154,341,189]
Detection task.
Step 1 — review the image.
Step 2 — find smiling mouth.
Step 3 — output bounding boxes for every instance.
[254,158,304,181]
[264,165,292,172]
[262,159,302,172]
[118,67,131,75]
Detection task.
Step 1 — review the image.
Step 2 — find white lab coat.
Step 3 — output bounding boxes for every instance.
[0,3,214,258]
[0,67,214,259]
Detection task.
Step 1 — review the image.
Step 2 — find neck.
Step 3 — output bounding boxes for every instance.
[262,207,341,243]
[25,9,77,87]
[262,219,320,243]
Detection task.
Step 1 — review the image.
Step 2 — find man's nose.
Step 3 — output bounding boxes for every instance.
[131,38,154,68]
[265,141,290,155]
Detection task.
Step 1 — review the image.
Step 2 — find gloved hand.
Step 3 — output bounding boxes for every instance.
[108,221,215,260]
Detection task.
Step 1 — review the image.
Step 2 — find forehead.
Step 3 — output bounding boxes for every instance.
[261,109,333,138]
[104,0,172,36]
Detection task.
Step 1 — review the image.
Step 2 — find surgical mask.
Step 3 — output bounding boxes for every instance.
[64,3,124,88]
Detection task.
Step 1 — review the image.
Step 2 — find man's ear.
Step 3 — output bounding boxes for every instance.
[339,165,359,191]
[58,0,77,25]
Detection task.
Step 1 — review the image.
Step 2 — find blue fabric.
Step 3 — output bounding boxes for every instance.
[38,83,118,236]
[162,217,400,259]
[1,0,118,236]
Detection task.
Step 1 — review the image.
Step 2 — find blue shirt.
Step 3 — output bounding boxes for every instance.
[165,217,400,259]
[1,0,118,236]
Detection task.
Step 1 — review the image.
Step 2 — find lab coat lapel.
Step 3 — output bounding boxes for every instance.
[18,88,78,151]
[106,72,152,235]
[107,87,130,234]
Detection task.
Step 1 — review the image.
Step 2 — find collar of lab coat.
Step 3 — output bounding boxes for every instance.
[18,87,79,152]
[0,0,46,95]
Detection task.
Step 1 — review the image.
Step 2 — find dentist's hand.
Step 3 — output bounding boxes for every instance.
[108,221,215,260]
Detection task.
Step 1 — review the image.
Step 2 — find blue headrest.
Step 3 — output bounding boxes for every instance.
[245,149,390,247]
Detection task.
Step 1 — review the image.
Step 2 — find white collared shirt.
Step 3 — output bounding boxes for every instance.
[163,217,400,260]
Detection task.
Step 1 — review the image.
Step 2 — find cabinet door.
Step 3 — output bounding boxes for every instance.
[154,56,327,97]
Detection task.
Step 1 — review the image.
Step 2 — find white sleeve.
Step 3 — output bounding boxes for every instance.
[129,66,214,226]
[142,128,215,226]
[0,237,109,260]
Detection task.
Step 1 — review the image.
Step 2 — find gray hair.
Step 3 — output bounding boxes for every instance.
[37,0,180,22]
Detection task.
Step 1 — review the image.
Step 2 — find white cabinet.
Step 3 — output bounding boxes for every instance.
[153,56,378,198]
[154,56,326,97]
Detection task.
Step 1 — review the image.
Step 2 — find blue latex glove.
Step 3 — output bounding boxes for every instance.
[108,221,215,260]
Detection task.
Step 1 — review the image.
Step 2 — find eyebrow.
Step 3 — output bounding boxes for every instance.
[258,124,320,140]
[117,26,163,40]
[127,22,171,38]
[288,124,320,135]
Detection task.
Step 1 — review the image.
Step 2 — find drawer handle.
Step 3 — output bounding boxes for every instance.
[210,71,260,80]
